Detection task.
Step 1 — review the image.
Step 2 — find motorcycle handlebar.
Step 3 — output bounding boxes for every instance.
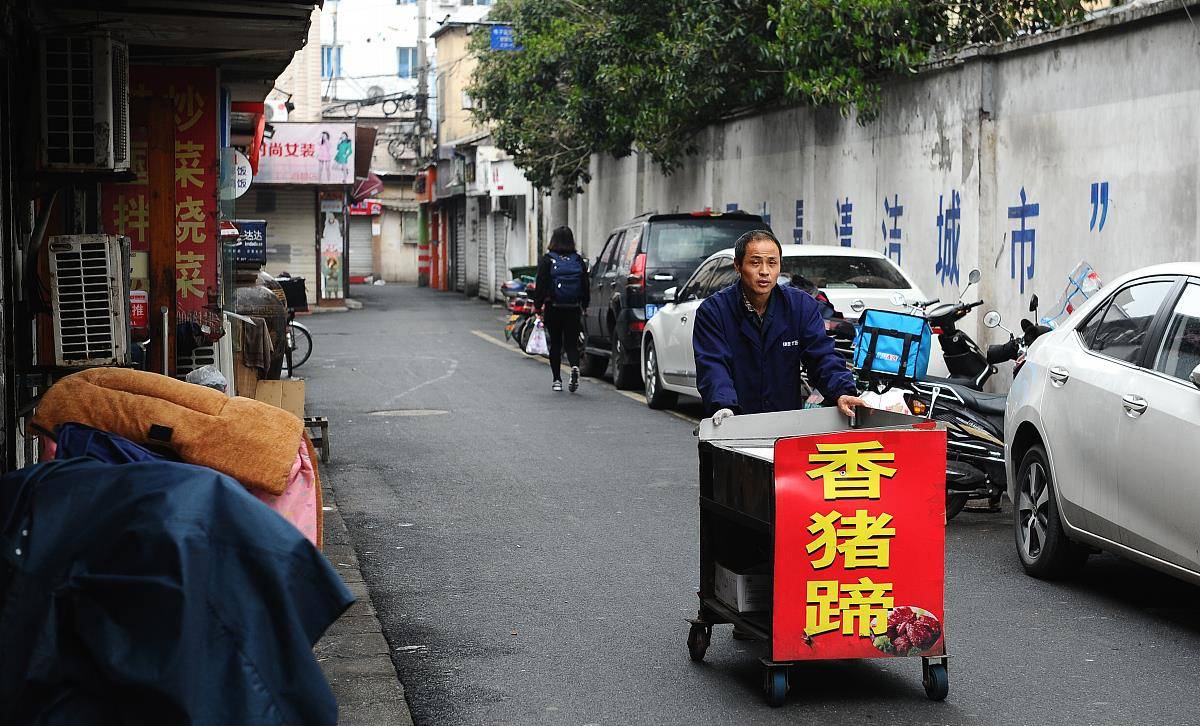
[986,340,1021,364]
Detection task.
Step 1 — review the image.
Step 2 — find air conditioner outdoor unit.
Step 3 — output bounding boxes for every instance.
[39,34,131,172]
[48,235,132,368]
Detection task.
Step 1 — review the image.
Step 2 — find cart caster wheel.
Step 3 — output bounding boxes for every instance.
[764,668,788,707]
[687,623,710,662]
[923,662,949,701]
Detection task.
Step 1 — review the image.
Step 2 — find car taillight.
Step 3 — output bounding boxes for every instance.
[628,253,646,288]
[630,320,646,332]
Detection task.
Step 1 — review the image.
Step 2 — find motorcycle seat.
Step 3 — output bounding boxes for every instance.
[923,374,982,391]
[923,379,1008,417]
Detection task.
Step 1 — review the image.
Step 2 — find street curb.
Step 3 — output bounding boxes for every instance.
[315,485,415,726]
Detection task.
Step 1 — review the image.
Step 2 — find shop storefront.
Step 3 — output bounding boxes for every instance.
[248,122,356,306]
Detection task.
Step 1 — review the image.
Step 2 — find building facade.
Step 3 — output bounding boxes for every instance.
[428,20,536,302]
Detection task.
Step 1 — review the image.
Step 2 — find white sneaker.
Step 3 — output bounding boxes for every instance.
[552,380,563,392]
[569,366,580,393]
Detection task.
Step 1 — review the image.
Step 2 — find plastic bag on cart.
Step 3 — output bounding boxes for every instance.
[860,387,910,414]
[526,319,549,356]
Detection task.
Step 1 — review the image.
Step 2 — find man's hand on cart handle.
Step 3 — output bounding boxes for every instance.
[712,408,735,426]
[837,394,871,421]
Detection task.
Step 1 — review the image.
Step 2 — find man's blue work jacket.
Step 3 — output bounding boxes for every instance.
[693,283,857,415]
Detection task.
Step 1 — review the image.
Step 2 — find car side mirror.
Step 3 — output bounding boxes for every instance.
[1191,364,1200,391]
[663,286,678,304]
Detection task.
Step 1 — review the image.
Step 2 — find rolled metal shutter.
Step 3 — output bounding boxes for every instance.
[245,186,318,305]
[348,216,374,279]
[453,200,466,292]
[476,198,490,301]
[492,211,508,302]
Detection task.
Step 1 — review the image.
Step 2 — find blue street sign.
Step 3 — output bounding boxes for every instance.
[234,219,267,264]
[490,25,520,51]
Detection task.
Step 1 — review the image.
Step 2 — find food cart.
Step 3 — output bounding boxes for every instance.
[686,407,949,706]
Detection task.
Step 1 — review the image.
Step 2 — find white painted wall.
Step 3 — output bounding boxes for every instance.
[564,3,1200,387]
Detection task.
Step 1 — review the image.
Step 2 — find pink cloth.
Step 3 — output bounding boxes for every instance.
[43,435,319,545]
[254,439,319,545]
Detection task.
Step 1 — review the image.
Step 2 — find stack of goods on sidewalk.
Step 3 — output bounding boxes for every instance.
[0,368,352,724]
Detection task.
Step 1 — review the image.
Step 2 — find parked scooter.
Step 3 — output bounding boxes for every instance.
[901,293,1050,518]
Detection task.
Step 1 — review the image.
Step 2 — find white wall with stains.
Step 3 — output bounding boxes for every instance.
[562,2,1200,370]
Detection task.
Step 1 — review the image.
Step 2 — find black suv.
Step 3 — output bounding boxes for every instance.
[580,211,772,388]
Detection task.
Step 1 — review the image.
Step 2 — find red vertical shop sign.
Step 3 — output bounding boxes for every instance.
[101,67,217,321]
[772,429,947,662]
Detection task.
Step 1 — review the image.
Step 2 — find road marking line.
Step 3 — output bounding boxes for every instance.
[470,329,567,371]
[617,390,646,404]
[471,329,700,423]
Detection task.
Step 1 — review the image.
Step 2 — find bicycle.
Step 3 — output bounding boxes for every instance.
[285,312,312,371]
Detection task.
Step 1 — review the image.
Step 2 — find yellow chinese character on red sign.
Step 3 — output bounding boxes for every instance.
[176,197,207,245]
[112,194,149,244]
[806,509,896,570]
[177,250,206,299]
[839,577,894,637]
[806,440,897,500]
[131,141,149,186]
[169,84,205,132]
[175,141,205,189]
[804,577,894,637]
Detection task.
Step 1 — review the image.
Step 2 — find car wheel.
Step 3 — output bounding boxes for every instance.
[1014,445,1087,579]
[611,336,639,390]
[643,339,678,410]
[580,350,607,377]
[946,493,969,521]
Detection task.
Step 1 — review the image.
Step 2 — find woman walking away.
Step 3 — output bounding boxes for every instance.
[533,226,590,392]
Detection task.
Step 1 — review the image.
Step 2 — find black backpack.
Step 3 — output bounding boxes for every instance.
[548,252,584,305]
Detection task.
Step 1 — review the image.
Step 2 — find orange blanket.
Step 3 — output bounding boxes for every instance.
[31,368,303,496]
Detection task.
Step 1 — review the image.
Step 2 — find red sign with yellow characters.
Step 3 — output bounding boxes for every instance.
[101,66,218,322]
[772,429,947,662]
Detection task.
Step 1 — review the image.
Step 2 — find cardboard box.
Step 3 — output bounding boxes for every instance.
[253,379,305,419]
[713,562,772,613]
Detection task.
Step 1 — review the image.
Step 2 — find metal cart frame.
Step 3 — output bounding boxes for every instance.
[686,407,949,706]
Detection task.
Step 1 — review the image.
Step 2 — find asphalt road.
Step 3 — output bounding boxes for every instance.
[303,284,1200,726]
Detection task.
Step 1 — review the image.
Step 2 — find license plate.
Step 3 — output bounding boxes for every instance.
[645,304,659,319]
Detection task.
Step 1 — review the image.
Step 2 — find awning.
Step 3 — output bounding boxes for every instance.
[351,173,384,203]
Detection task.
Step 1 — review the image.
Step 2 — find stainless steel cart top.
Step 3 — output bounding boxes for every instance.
[698,407,943,463]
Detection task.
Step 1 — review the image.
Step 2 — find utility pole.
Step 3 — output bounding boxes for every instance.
[416,0,429,159]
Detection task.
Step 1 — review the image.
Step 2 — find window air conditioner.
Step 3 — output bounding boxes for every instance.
[48,235,132,368]
[40,34,131,172]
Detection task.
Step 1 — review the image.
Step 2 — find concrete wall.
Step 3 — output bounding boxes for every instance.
[563,3,1200,382]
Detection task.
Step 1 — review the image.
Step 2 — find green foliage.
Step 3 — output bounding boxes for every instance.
[469,0,1088,194]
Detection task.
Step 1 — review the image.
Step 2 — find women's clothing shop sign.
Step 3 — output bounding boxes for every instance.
[255,123,356,185]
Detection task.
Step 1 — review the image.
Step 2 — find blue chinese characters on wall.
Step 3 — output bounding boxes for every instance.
[793,199,804,244]
[1090,181,1109,232]
[881,194,903,265]
[835,197,853,247]
[1008,187,1040,294]
[936,190,961,287]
